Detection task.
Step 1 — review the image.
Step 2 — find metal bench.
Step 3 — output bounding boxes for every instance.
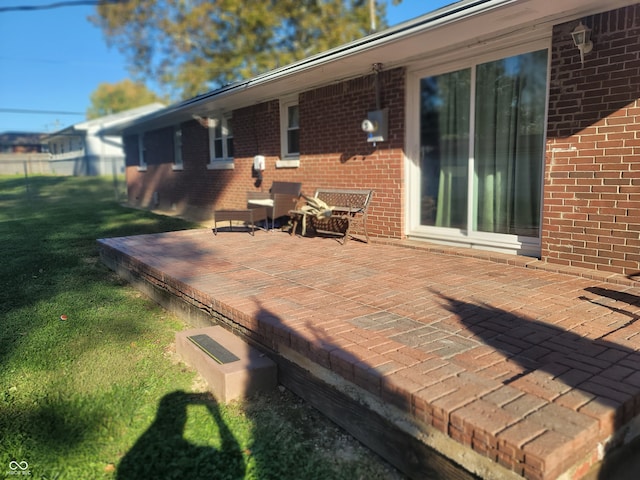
[291,188,373,244]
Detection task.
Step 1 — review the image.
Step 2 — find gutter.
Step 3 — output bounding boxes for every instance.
[178,0,513,103]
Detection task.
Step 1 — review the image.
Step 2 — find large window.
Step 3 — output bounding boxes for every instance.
[137,133,147,170]
[279,96,300,165]
[173,125,183,170]
[420,69,470,229]
[207,114,233,169]
[473,51,547,236]
[286,104,300,156]
[417,49,548,245]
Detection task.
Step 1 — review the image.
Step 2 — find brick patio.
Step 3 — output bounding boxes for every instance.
[98,228,640,480]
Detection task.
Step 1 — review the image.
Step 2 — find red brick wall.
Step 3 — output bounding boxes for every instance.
[296,68,405,238]
[125,103,283,214]
[125,127,178,208]
[125,67,405,238]
[544,5,640,276]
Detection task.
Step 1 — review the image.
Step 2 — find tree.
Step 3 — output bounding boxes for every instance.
[90,0,391,100]
[87,79,164,119]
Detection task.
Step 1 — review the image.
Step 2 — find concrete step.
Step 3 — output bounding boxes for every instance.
[176,326,277,402]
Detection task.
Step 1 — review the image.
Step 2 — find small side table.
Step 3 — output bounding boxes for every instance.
[213,207,266,235]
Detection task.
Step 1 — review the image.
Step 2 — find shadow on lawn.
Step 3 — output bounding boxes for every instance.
[0,175,197,366]
[0,176,215,475]
[117,391,244,480]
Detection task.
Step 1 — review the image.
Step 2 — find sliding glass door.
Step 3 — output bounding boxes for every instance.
[416,48,548,249]
[474,50,547,237]
[420,70,470,229]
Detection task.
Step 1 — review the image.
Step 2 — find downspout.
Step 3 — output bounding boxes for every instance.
[373,62,383,110]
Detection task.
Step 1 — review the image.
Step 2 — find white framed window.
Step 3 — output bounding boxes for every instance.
[207,114,234,170]
[137,133,147,171]
[173,125,183,170]
[406,40,550,256]
[277,96,300,168]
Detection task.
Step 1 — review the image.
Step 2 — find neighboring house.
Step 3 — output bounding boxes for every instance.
[0,131,46,153]
[0,132,50,175]
[45,103,165,176]
[110,0,640,277]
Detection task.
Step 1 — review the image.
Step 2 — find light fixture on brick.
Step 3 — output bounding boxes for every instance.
[571,21,593,66]
[192,114,217,128]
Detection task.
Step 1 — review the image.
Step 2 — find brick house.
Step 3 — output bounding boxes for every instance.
[111,0,640,277]
[0,132,46,153]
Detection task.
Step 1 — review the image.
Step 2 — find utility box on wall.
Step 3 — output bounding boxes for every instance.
[362,108,388,144]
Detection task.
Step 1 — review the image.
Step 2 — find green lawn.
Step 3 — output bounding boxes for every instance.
[0,175,401,480]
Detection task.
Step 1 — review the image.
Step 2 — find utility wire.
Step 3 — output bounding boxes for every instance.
[0,108,84,116]
[0,0,127,13]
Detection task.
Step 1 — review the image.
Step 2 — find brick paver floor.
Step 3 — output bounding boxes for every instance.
[98,228,640,480]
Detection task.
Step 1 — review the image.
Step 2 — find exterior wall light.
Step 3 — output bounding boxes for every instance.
[571,21,593,66]
[192,114,217,128]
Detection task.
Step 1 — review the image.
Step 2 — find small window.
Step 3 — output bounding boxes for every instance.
[138,133,147,170]
[173,126,183,170]
[286,105,300,155]
[207,114,234,169]
[278,96,300,168]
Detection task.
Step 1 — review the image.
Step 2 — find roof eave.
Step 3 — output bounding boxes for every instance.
[116,0,639,135]
[115,0,514,134]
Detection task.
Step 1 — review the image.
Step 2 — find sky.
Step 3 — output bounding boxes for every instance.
[0,0,452,133]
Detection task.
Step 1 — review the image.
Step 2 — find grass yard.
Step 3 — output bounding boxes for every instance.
[0,175,404,480]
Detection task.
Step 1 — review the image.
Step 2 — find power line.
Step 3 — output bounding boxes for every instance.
[0,108,84,116]
[0,0,127,13]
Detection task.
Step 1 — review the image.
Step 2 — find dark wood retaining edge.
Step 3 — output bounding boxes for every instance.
[276,347,480,480]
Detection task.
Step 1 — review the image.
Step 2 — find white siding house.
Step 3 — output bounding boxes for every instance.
[45,103,165,176]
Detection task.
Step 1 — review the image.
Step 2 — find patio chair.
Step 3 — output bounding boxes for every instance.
[247,181,302,229]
